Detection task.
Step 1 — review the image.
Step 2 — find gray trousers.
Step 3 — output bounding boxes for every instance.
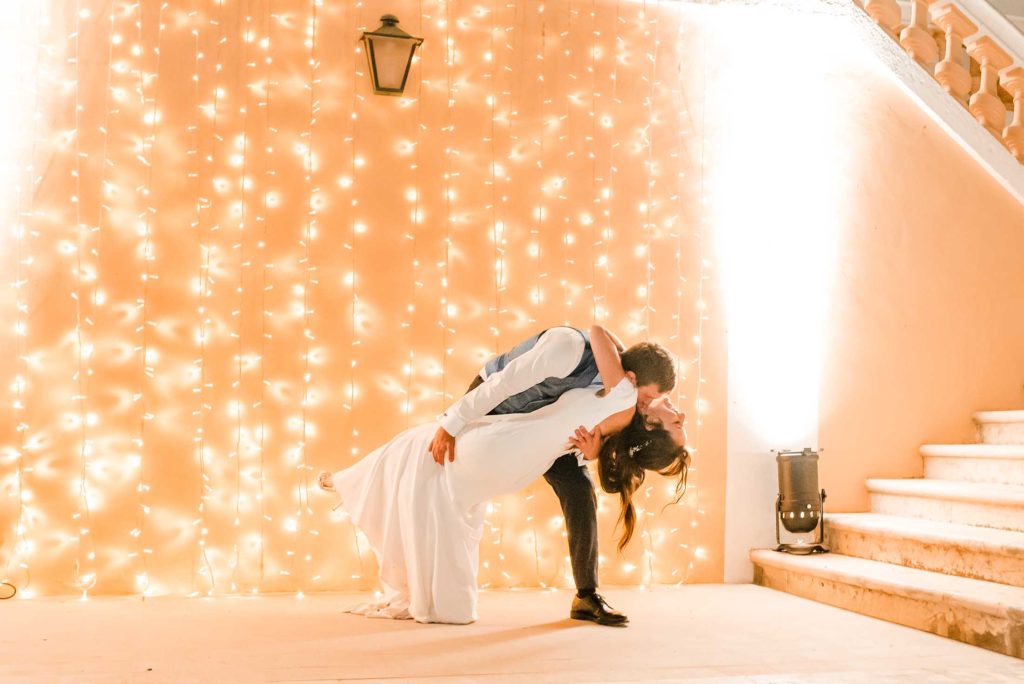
[467,376,600,592]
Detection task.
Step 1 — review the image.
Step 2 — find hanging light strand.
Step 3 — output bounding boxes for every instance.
[404,0,425,426]
[488,0,502,349]
[71,0,98,599]
[192,0,222,596]
[528,5,548,586]
[229,9,256,596]
[293,0,322,596]
[688,0,710,583]
[441,0,454,409]
[346,0,364,581]
[559,0,573,327]
[670,8,690,586]
[640,0,661,587]
[601,0,622,321]
[4,0,49,596]
[131,0,167,598]
[588,0,599,323]
[255,0,275,593]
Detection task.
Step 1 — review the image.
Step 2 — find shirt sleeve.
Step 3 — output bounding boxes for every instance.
[437,327,585,436]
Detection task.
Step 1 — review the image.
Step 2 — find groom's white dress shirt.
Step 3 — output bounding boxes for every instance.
[437,326,588,439]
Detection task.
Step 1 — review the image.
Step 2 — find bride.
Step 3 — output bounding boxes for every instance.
[318,325,689,624]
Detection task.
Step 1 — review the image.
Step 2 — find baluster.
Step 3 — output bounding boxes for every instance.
[966,37,1013,135]
[1001,67,1024,162]
[900,0,939,66]
[864,0,902,38]
[930,3,977,104]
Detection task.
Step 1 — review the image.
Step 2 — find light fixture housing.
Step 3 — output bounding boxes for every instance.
[774,448,829,555]
[360,14,423,97]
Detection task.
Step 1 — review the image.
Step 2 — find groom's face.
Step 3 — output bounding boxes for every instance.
[635,384,665,411]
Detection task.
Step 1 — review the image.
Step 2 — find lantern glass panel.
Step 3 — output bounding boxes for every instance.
[368,36,417,93]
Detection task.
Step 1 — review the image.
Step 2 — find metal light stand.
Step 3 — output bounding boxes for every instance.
[774,488,828,555]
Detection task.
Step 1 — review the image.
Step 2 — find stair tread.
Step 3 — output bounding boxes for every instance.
[826,513,1024,556]
[921,443,1024,458]
[750,549,1024,614]
[974,410,1024,423]
[866,477,1024,504]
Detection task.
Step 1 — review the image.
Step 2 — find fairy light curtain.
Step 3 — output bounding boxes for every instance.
[0,0,715,597]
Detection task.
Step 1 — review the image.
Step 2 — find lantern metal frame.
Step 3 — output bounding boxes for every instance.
[360,14,424,97]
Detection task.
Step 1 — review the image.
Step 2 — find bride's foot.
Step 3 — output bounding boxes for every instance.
[317,472,336,493]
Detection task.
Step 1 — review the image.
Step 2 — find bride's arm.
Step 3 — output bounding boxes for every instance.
[590,324,627,394]
[568,407,634,460]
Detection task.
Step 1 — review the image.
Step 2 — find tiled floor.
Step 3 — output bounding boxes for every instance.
[2,584,1022,682]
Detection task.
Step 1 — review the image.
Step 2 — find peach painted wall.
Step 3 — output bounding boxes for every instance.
[0,1,725,596]
[707,2,1024,581]
[818,69,1024,513]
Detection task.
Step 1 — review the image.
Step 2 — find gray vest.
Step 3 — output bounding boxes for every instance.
[486,327,599,415]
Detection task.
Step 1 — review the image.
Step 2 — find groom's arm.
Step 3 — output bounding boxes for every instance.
[429,327,586,464]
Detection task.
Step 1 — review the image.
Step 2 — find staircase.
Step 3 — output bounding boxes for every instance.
[751,410,1024,659]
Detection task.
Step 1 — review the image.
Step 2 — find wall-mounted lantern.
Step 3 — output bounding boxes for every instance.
[360,14,423,96]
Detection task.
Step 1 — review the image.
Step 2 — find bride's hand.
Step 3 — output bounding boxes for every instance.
[568,425,602,461]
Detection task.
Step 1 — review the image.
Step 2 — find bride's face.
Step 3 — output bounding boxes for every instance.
[641,396,687,447]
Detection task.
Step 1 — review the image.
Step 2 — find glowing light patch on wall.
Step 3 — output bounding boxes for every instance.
[714,6,859,447]
[0,2,42,227]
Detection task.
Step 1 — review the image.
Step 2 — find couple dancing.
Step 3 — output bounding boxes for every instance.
[317,325,689,625]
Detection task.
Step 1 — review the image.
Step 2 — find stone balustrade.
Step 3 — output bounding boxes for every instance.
[1003,67,1024,161]
[855,0,1023,163]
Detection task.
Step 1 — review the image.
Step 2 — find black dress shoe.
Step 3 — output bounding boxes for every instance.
[570,593,629,626]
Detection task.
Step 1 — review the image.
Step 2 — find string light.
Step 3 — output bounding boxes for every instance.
[193,0,219,596]
[295,0,321,595]
[441,0,454,411]
[404,0,425,427]
[671,7,690,585]
[640,0,659,588]
[256,0,274,591]
[1,0,710,597]
[689,0,711,584]
[347,0,365,586]
[229,7,254,596]
[71,0,98,600]
[488,3,503,345]
[3,0,48,597]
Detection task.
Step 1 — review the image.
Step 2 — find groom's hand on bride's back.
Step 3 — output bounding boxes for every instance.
[430,426,457,465]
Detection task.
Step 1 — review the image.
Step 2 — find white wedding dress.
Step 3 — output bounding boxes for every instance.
[330,377,637,624]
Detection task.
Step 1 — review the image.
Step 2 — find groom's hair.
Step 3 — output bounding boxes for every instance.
[620,342,675,392]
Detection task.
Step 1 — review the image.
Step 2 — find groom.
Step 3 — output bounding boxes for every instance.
[429,326,676,626]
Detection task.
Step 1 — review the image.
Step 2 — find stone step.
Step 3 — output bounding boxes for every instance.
[825,513,1024,587]
[866,478,1024,532]
[750,549,1024,658]
[921,444,1024,485]
[975,410,1024,445]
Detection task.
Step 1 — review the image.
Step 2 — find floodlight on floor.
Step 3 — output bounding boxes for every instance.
[774,448,828,555]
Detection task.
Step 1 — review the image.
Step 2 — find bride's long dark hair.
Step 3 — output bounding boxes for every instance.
[597,412,690,551]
